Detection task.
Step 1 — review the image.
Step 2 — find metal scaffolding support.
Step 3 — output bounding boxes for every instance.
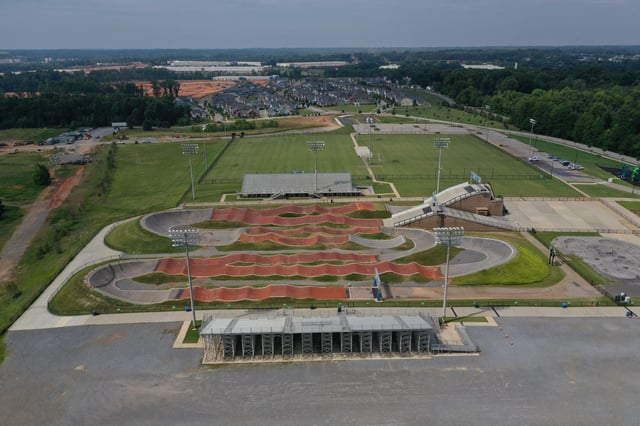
[397,331,412,353]
[321,333,333,354]
[359,331,373,353]
[282,334,294,358]
[341,332,352,353]
[414,331,430,353]
[302,333,314,355]
[222,335,236,359]
[242,334,255,358]
[262,334,275,358]
[379,331,393,353]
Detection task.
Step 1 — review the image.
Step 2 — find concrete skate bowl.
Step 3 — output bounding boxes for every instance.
[142,208,214,236]
[554,236,640,297]
[178,285,348,302]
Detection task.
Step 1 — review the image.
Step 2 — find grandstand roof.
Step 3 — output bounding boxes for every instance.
[201,313,433,335]
[239,172,362,197]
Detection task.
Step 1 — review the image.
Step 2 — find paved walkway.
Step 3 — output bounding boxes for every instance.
[9,220,124,331]
[10,304,636,332]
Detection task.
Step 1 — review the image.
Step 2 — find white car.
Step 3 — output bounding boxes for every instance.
[528,156,539,162]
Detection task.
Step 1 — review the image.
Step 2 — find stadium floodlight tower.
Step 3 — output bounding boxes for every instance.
[434,226,465,318]
[433,137,450,195]
[307,141,325,194]
[169,228,200,329]
[484,105,491,142]
[528,118,536,159]
[201,124,209,168]
[181,143,199,200]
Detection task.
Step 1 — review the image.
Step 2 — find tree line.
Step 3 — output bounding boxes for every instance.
[328,51,640,158]
[0,72,190,129]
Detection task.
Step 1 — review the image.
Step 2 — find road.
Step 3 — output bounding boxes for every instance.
[2,316,640,425]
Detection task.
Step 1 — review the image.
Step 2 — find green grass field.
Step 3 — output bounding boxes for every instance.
[0,128,68,144]
[363,134,580,197]
[618,201,640,216]
[573,184,640,199]
[454,233,560,286]
[0,151,52,250]
[197,132,365,200]
[194,131,581,199]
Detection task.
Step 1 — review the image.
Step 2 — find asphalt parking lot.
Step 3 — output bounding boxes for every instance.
[1,318,639,425]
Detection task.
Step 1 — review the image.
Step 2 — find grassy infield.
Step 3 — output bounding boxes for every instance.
[0,113,627,352]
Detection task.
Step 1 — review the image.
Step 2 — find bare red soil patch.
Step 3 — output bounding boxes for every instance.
[245,225,380,236]
[178,284,347,302]
[134,80,238,99]
[156,257,440,280]
[213,209,381,228]
[49,167,84,209]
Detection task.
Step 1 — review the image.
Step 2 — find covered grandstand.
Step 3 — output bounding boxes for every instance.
[238,172,365,199]
[200,310,479,363]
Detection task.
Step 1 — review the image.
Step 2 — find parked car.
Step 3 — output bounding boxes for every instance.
[528,156,539,162]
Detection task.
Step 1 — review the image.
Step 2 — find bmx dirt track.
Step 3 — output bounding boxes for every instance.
[86,202,533,304]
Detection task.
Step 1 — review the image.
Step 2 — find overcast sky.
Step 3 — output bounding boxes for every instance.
[2,0,639,49]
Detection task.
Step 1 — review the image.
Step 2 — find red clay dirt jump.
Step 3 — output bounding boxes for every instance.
[178,285,347,302]
[212,202,382,227]
[155,257,441,280]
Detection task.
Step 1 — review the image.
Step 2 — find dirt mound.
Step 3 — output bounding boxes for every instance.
[179,284,347,302]
[155,256,441,279]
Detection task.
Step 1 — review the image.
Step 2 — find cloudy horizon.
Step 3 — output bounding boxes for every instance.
[2,0,639,49]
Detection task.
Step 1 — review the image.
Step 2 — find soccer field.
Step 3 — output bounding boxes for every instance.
[357,134,580,197]
[198,132,366,200]
[196,132,580,200]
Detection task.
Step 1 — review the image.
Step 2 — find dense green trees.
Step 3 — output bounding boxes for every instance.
[0,71,189,129]
[0,93,189,129]
[32,164,51,186]
[346,50,640,158]
[489,86,640,156]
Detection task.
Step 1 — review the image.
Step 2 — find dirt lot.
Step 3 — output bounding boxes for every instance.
[134,80,241,99]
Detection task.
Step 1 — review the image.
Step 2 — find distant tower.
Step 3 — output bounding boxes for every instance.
[514,62,519,70]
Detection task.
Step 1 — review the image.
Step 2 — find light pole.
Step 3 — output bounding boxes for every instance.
[528,118,536,159]
[484,105,491,142]
[307,141,325,194]
[433,137,450,195]
[181,143,199,200]
[169,228,200,328]
[201,125,208,169]
[434,226,465,318]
